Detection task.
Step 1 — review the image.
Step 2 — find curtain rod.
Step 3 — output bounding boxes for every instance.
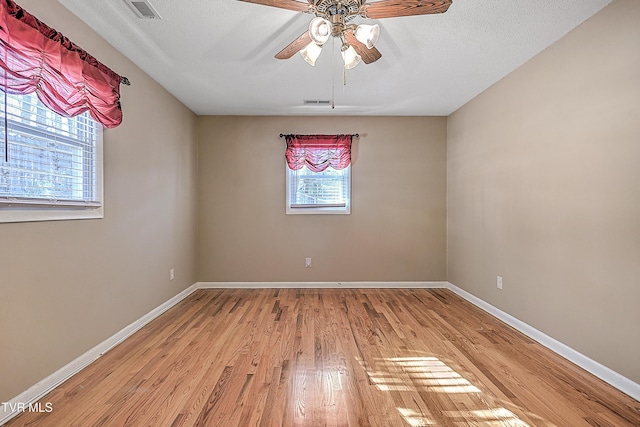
[279,133,359,138]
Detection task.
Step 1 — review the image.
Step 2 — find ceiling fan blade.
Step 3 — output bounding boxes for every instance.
[362,0,452,19]
[275,31,312,59]
[344,31,382,64]
[238,0,310,13]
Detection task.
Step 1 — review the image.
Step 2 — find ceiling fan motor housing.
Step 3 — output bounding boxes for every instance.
[314,0,361,20]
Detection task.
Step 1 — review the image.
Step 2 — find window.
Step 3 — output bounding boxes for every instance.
[0,91,103,223]
[286,164,351,214]
[284,134,353,215]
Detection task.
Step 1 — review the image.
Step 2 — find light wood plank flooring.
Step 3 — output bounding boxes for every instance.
[6,289,640,426]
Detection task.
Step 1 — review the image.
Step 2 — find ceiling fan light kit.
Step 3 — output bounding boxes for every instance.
[341,45,361,69]
[309,17,331,45]
[354,23,379,49]
[300,41,323,66]
[243,0,452,68]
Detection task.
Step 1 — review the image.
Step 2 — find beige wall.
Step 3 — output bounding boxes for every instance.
[197,116,447,282]
[0,1,198,401]
[447,0,640,383]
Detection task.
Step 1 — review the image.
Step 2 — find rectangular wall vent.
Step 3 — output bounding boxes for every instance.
[125,0,161,19]
[303,100,332,106]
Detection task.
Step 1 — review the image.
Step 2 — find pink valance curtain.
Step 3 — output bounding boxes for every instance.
[284,134,353,172]
[0,0,127,128]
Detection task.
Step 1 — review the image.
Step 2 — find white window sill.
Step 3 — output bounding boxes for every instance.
[286,205,351,215]
[0,205,104,223]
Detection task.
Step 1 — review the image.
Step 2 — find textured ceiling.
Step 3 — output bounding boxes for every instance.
[58,0,611,116]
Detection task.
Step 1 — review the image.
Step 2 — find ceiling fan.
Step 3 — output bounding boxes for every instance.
[239,0,452,69]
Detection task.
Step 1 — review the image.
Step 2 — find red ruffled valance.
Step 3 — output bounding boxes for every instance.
[285,134,353,172]
[0,0,126,128]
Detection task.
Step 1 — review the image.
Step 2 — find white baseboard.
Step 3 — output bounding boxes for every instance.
[446,282,640,402]
[196,281,449,289]
[0,284,198,426]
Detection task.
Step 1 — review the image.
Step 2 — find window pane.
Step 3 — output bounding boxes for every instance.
[292,167,347,205]
[0,91,99,203]
[287,165,350,214]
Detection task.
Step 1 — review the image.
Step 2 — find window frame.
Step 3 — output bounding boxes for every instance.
[0,93,104,224]
[285,164,351,215]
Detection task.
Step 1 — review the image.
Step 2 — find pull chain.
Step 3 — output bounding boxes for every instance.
[331,38,335,109]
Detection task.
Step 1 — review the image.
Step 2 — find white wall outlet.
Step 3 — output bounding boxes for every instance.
[497,276,503,290]
[305,258,312,268]
[170,268,175,280]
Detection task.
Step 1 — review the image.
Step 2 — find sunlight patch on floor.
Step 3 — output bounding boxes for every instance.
[443,407,532,426]
[363,356,482,394]
[397,407,436,426]
[359,356,534,426]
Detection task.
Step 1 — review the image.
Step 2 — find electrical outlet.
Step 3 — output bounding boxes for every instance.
[305,258,312,268]
[170,268,175,280]
[497,276,503,290]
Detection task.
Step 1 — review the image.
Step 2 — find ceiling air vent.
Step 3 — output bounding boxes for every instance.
[124,0,161,19]
[303,100,332,106]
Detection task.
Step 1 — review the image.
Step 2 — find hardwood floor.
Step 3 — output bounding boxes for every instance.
[5,289,639,426]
